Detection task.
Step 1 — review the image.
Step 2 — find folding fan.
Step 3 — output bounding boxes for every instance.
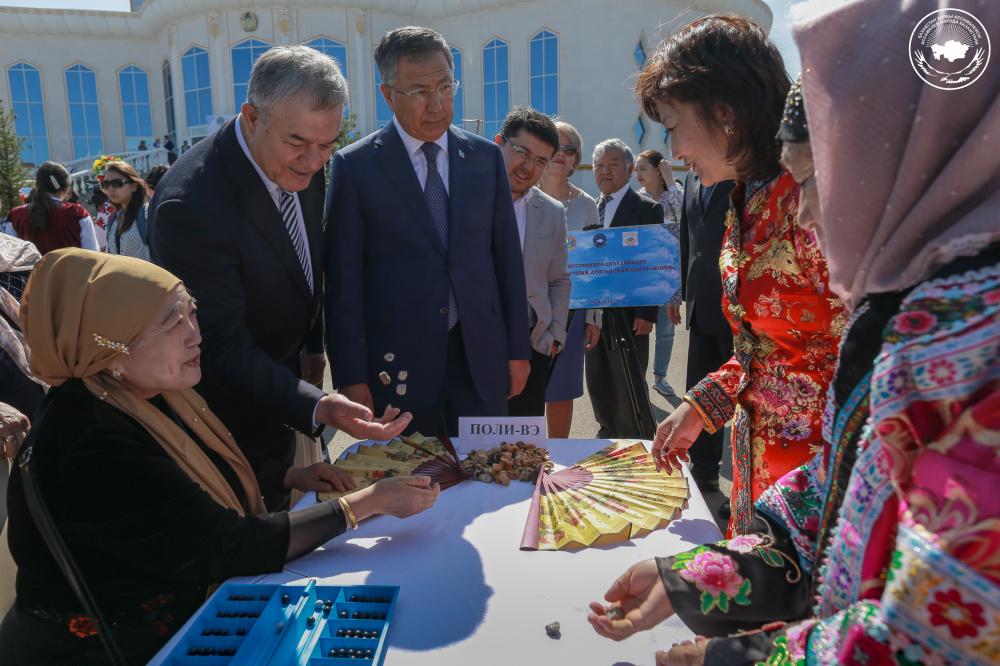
[317,433,467,503]
[520,441,689,551]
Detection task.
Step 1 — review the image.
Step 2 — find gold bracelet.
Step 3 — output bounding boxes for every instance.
[682,394,717,435]
[338,496,358,530]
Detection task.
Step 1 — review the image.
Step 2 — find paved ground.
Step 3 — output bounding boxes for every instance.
[321,318,732,533]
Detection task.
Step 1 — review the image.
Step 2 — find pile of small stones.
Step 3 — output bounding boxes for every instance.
[461,442,550,486]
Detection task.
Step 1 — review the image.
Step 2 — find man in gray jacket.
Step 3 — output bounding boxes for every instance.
[496,107,571,417]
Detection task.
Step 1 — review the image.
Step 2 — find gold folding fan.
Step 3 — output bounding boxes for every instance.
[520,441,689,551]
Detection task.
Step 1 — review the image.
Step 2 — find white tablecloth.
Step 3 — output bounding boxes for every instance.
[151,439,722,666]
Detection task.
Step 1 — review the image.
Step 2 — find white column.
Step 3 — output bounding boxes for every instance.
[208,11,234,117]
[350,9,372,136]
[168,23,189,142]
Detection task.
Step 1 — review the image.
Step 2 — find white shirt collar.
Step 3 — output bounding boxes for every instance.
[235,115,282,197]
[394,117,448,159]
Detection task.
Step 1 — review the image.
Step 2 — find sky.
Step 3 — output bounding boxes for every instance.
[4,0,850,77]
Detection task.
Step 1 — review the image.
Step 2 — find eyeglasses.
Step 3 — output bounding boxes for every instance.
[100,178,128,190]
[556,144,579,157]
[387,79,460,104]
[501,136,550,171]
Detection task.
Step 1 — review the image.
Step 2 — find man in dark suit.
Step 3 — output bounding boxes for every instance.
[667,168,736,494]
[585,139,663,439]
[326,26,531,437]
[150,46,413,510]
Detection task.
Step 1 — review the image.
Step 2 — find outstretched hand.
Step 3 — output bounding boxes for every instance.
[316,393,412,441]
[587,559,675,641]
[651,402,704,473]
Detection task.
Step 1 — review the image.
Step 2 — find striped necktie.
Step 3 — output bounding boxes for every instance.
[278,189,313,293]
[597,194,611,226]
[421,142,458,329]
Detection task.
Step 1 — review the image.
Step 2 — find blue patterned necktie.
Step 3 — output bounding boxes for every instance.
[421,142,458,329]
[278,189,314,294]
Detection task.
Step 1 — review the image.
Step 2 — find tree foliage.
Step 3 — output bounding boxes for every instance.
[0,101,31,216]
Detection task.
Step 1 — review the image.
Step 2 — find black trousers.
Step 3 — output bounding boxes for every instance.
[405,324,508,438]
[585,326,650,439]
[508,346,551,417]
[685,324,734,482]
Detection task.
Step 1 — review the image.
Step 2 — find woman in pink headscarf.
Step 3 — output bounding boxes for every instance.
[587,1,1000,664]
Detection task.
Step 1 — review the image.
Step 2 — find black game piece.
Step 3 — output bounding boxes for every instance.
[236,628,246,636]
[282,594,290,604]
[349,595,358,602]
[339,611,349,619]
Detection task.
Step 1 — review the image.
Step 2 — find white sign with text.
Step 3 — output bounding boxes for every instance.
[457,417,547,455]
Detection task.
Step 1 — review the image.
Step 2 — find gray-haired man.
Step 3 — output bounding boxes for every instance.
[150,46,414,510]
[585,139,663,438]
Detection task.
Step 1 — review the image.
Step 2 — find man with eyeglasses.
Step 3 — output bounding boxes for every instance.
[326,26,531,437]
[494,107,572,418]
[586,139,664,439]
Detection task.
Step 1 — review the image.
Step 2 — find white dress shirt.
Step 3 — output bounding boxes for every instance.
[394,117,450,194]
[601,182,631,228]
[513,187,534,253]
[235,115,312,263]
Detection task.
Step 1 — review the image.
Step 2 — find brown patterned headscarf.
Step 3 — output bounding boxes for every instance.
[794,0,1000,309]
[21,249,265,515]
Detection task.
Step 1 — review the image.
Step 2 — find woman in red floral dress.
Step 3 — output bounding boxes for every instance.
[637,16,846,535]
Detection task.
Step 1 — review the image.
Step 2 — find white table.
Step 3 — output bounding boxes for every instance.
[151,439,722,665]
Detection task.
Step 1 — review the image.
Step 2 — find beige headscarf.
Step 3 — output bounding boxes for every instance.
[21,249,266,515]
[794,0,1000,310]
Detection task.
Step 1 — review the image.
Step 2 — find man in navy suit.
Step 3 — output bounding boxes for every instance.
[326,26,531,436]
[150,46,414,510]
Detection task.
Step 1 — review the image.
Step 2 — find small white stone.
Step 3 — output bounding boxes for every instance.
[384,353,395,362]
[396,384,407,396]
[398,370,408,381]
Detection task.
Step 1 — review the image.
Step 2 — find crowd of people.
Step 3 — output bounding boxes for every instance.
[0,0,997,663]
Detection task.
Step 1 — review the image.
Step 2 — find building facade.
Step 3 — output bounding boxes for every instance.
[0,0,771,190]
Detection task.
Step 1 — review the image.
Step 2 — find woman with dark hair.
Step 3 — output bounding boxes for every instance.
[144,163,169,197]
[638,15,846,534]
[103,161,151,261]
[4,162,98,255]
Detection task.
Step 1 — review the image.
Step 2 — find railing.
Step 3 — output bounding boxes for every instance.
[67,148,170,196]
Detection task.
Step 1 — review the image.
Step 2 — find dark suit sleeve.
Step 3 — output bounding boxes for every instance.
[324,149,370,387]
[680,173,692,309]
[151,199,325,434]
[490,147,531,361]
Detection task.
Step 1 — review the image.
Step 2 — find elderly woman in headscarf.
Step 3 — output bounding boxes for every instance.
[0,250,440,665]
[587,0,1000,664]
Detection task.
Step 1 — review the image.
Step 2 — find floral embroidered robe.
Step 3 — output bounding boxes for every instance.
[686,168,846,535]
[656,246,1000,666]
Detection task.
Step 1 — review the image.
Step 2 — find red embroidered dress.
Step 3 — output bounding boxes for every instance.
[685,169,846,535]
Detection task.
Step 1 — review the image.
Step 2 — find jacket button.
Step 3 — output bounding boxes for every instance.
[696,252,702,257]
[440,307,448,315]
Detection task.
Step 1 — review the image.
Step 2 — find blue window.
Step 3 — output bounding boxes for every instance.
[65,64,102,159]
[119,65,154,152]
[232,38,271,108]
[372,61,393,131]
[633,116,648,147]
[450,46,464,127]
[304,37,349,115]
[634,39,647,68]
[529,30,558,117]
[482,38,509,139]
[162,59,175,141]
[304,37,348,75]
[6,62,49,165]
[182,46,213,127]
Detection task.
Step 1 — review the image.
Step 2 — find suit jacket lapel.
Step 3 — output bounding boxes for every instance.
[703,181,731,220]
[447,127,470,252]
[690,171,705,217]
[221,120,313,301]
[610,187,638,228]
[374,122,446,256]
[301,170,325,307]
[523,194,541,268]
